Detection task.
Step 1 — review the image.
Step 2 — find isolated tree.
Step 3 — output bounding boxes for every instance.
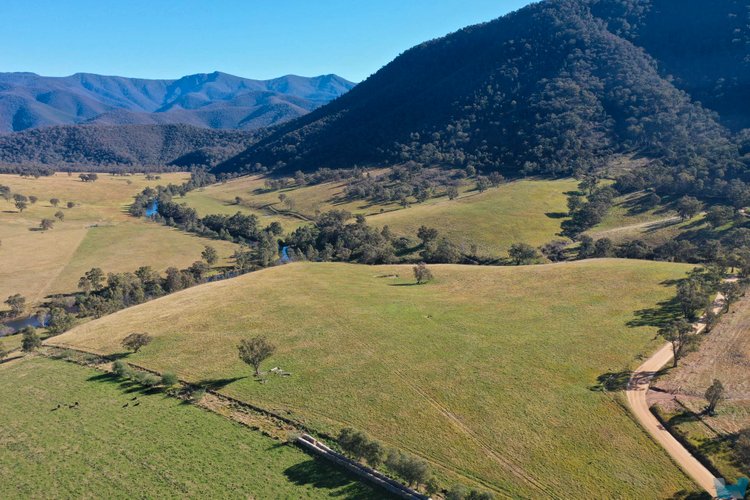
[234,196,243,205]
[15,200,27,212]
[508,243,539,265]
[39,218,55,231]
[50,198,60,207]
[704,379,725,415]
[66,201,75,209]
[488,172,504,187]
[238,336,276,376]
[28,195,37,204]
[201,245,218,266]
[21,327,41,352]
[54,210,65,222]
[676,196,702,220]
[417,225,439,246]
[446,185,459,200]
[121,332,152,353]
[4,294,25,317]
[657,319,695,367]
[719,281,742,312]
[413,262,433,284]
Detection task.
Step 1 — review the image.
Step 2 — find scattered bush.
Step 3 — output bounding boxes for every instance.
[161,372,178,387]
[112,360,133,379]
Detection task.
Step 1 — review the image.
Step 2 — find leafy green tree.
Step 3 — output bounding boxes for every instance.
[476,176,491,192]
[417,226,439,246]
[39,218,55,231]
[15,200,27,212]
[676,277,711,321]
[47,307,75,335]
[657,319,695,367]
[28,195,38,204]
[676,196,702,220]
[66,201,75,209]
[238,336,276,376]
[413,262,433,284]
[121,332,153,353]
[21,327,41,352]
[54,210,65,222]
[508,243,539,265]
[719,281,742,312]
[4,294,25,316]
[50,198,60,207]
[446,185,459,200]
[704,379,724,415]
[705,205,734,228]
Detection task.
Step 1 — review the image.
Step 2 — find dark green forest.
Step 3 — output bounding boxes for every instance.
[215,0,750,203]
[0,124,259,172]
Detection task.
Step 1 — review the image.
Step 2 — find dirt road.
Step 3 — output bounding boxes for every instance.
[626,288,730,496]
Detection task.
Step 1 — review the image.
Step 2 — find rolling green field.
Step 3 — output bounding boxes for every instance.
[51,259,699,497]
[0,356,379,499]
[181,174,577,256]
[368,179,576,255]
[0,173,237,308]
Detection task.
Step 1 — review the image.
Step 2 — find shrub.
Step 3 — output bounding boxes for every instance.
[189,387,206,403]
[112,360,133,379]
[161,372,178,387]
[133,371,161,387]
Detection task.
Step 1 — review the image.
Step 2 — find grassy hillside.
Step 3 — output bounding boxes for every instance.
[51,259,698,497]
[181,175,577,256]
[368,179,576,255]
[0,356,378,499]
[0,173,237,306]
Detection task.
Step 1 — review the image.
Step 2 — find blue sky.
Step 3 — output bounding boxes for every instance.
[0,0,531,82]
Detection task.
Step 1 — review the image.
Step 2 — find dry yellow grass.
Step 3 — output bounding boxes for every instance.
[0,173,237,308]
[51,259,699,497]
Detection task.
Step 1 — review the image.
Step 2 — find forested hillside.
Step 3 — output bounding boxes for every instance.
[0,124,259,170]
[217,0,750,203]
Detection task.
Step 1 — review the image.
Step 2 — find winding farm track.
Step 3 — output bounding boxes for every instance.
[626,286,732,497]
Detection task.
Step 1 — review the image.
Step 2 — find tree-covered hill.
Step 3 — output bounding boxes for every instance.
[216,0,749,202]
[0,124,259,170]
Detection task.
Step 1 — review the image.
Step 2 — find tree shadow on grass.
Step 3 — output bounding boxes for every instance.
[545,211,568,219]
[590,370,632,392]
[194,376,247,390]
[388,283,419,287]
[627,296,682,328]
[284,458,384,498]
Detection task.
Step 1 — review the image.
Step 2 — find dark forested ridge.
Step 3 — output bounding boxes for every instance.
[0,72,354,132]
[216,0,750,202]
[0,124,260,170]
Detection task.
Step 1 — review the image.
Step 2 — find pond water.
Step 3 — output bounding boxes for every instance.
[145,200,159,217]
[1,314,45,335]
[280,246,291,263]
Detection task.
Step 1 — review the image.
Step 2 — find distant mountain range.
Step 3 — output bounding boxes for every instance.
[0,71,354,132]
[216,0,750,189]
